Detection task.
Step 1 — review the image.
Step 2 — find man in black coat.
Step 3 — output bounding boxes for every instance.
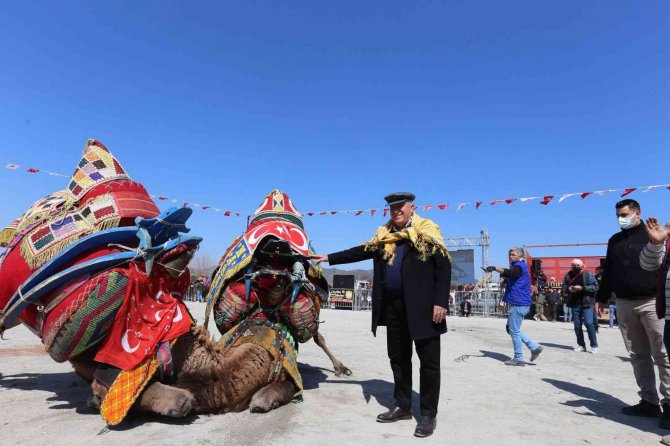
[312,192,451,438]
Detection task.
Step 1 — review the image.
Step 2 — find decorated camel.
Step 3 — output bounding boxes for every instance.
[0,140,349,425]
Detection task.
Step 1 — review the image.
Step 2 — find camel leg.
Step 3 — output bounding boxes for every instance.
[313,331,352,377]
[134,381,196,417]
[249,380,298,413]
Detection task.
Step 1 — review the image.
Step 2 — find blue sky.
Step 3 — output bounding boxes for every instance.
[1,1,669,273]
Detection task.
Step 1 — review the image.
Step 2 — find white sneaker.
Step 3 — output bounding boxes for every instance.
[574,346,586,352]
[590,348,598,354]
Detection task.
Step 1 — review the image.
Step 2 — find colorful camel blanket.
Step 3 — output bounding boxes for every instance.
[95,263,192,370]
[220,318,303,392]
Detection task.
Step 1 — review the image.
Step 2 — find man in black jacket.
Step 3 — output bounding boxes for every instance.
[312,192,451,438]
[598,199,670,427]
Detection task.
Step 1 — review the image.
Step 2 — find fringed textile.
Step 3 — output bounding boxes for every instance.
[363,213,450,265]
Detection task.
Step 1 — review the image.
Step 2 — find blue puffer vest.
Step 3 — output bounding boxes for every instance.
[503,260,531,306]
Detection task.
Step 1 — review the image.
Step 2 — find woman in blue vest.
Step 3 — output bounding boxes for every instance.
[487,247,543,366]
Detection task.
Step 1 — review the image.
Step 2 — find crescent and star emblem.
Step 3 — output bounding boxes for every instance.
[121,330,140,353]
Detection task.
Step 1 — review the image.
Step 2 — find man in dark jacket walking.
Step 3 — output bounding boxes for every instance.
[312,192,451,438]
[598,199,670,427]
[562,259,599,353]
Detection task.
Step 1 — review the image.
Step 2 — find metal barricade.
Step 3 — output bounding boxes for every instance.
[453,290,507,318]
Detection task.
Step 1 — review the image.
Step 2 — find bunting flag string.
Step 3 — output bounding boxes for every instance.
[3,161,669,219]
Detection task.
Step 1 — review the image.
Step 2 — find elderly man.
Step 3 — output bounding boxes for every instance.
[598,199,670,426]
[562,259,599,353]
[486,248,543,366]
[312,192,451,438]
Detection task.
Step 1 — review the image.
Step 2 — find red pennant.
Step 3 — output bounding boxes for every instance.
[319,211,327,215]
[505,199,516,204]
[158,196,168,201]
[621,188,637,197]
[307,212,315,216]
[355,210,363,216]
[540,195,554,205]
[423,205,432,211]
[27,168,39,173]
[437,204,447,210]
[202,206,210,210]
[370,209,377,216]
[224,211,231,216]
[476,202,483,209]
[331,211,338,215]
[490,200,501,205]
[383,209,389,217]
[183,202,189,207]
[580,192,592,199]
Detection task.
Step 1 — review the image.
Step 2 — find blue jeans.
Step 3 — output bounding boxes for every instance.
[609,304,616,328]
[563,304,572,322]
[507,305,540,361]
[572,305,598,348]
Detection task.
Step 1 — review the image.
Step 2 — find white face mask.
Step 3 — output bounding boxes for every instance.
[618,215,637,230]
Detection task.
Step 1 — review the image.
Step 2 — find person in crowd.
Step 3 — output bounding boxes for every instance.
[546,287,559,322]
[194,278,205,302]
[562,259,599,353]
[311,192,451,438]
[598,199,670,426]
[460,296,472,317]
[639,216,670,428]
[486,248,543,366]
[563,298,573,324]
[534,287,546,321]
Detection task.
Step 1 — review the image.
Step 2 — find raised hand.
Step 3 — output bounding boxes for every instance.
[644,217,668,245]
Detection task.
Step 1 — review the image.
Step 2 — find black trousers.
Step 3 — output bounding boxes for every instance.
[384,297,441,417]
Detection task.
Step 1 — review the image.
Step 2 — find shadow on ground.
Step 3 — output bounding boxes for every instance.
[543,378,667,436]
[540,342,575,351]
[0,372,91,412]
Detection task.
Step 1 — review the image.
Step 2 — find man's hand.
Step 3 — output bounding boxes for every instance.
[644,217,669,246]
[568,285,582,292]
[484,266,497,273]
[433,305,447,324]
[308,254,329,264]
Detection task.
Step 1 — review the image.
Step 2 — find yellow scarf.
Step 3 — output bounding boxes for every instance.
[363,213,450,265]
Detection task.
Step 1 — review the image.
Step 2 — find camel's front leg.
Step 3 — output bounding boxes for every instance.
[249,380,298,413]
[313,331,352,377]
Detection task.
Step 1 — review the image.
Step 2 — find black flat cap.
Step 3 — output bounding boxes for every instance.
[384,192,416,206]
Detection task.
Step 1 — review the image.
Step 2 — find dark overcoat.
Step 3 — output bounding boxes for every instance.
[328,244,451,340]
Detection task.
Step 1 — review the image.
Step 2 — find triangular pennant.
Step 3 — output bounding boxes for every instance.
[558,194,574,203]
[519,197,537,202]
[370,209,377,216]
[158,196,168,201]
[643,185,661,193]
[620,188,637,197]
[457,203,466,210]
[355,210,363,216]
[307,212,315,216]
[6,163,18,170]
[331,211,338,215]
[540,195,554,205]
[437,204,447,210]
[27,168,39,173]
[490,199,501,206]
[320,211,327,215]
[224,211,231,216]
[423,205,432,211]
[383,209,389,217]
[476,201,483,209]
[580,192,592,199]
[505,199,516,204]
[202,206,210,210]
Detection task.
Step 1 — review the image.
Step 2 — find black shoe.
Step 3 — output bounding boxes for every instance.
[661,404,670,429]
[621,400,661,418]
[504,359,525,366]
[376,406,412,423]
[414,416,437,437]
[530,346,544,362]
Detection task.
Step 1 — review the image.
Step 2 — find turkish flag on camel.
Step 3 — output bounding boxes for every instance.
[95,262,192,370]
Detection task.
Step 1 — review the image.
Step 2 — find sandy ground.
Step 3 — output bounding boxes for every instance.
[0,303,668,446]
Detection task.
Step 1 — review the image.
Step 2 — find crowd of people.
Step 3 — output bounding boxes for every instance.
[309,193,670,439]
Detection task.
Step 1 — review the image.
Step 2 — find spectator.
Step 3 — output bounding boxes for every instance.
[598,199,670,425]
[486,247,543,366]
[562,259,599,353]
[546,287,559,322]
[460,297,472,317]
[534,288,546,321]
